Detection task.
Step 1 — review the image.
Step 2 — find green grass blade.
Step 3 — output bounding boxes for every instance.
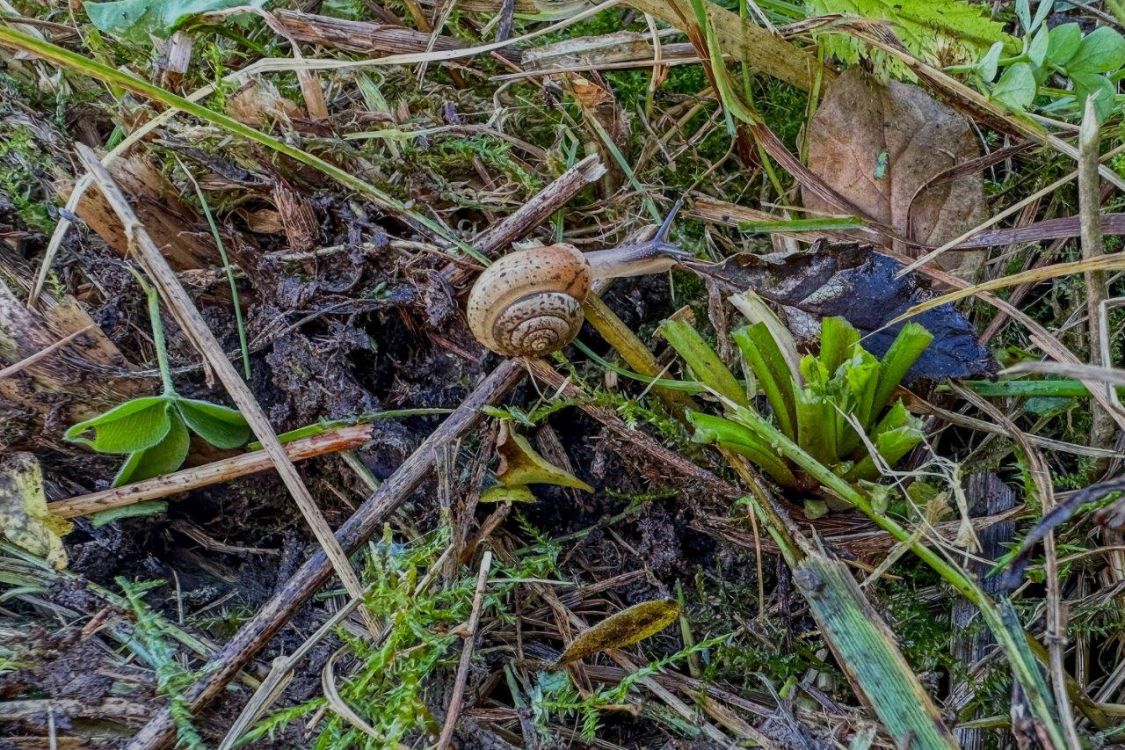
[818,316,860,375]
[871,323,933,414]
[661,320,747,407]
[0,26,487,265]
[732,323,797,439]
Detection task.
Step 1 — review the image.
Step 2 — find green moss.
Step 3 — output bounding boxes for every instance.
[0,121,58,234]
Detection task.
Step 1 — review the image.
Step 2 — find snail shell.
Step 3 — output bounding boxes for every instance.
[467,244,590,357]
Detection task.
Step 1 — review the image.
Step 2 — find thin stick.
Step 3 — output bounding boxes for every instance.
[48,425,373,519]
[74,144,378,635]
[1079,97,1115,467]
[124,359,525,750]
[437,550,493,749]
[0,324,93,379]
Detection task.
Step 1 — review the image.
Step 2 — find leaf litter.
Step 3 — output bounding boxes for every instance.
[0,0,1123,748]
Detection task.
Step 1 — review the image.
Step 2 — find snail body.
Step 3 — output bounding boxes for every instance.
[466,201,690,357]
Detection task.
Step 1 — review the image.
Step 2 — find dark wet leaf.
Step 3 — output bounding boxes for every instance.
[684,243,996,381]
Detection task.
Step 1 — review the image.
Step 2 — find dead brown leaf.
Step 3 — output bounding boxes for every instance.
[554,599,681,666]
[804,68,987,268]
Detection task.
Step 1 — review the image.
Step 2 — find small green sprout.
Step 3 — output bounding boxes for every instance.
[65,272,250,486]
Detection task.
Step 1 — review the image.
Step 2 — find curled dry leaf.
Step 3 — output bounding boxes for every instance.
[804,68,987,270]
[495,422,593,492]
[554,598,681,666]
[0,453,72,569]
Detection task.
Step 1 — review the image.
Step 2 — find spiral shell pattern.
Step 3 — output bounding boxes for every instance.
[467,244,591,356]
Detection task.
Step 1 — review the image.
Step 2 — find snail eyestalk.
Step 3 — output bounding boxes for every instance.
[585,199,692,279]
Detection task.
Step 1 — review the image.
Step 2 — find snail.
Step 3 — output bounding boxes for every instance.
[467,202,690,357]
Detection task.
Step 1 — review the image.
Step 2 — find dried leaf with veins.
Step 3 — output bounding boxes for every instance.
[554,599,681,666]
[804,68,987,271]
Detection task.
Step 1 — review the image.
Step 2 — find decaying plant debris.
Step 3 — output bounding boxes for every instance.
[0,0,1124,747]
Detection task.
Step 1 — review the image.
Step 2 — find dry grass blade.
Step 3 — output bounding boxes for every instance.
[0,324,93,379]
[794,550,959,749]
[73,144,379,635]
[1078,97,1115,465]
[436,550,492,749]
[47,424,375,519]
[320,648,389,743]
[627,0,827,90]
[894,253,1125,321]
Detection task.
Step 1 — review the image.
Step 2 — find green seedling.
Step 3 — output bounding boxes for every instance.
[661,317,932,514]
[65,273,250,486]
[958,0,1125,121]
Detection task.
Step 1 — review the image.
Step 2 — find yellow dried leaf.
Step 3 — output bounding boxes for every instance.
[496,423,593,492]
[555,599,681,666]
[479,484,536,503]
[0,453,72,569]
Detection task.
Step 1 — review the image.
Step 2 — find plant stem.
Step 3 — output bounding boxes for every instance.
[174,157,251,379]
[131,270,176,397]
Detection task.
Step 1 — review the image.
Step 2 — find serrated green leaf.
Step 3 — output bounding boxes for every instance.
[808,0,1012,79]
[1068,26,1125,74]
[992,62,1037,109]
[85,0,266,43]
[113,411,190,486]
[177,398,250,449]
[555,599,680,666]
[1027,26,1049,68]
[1047,23,1082,66]
[818,317,861,375]
[872,323,933,415]
[65,396,173,454]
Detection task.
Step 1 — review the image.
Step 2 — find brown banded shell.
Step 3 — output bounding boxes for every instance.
[466,244,591,356]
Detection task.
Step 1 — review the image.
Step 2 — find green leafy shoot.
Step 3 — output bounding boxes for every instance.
[659,320,747,407]
[953,0,1125,120]
[65,273,250,487]
[680,317,930,509]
